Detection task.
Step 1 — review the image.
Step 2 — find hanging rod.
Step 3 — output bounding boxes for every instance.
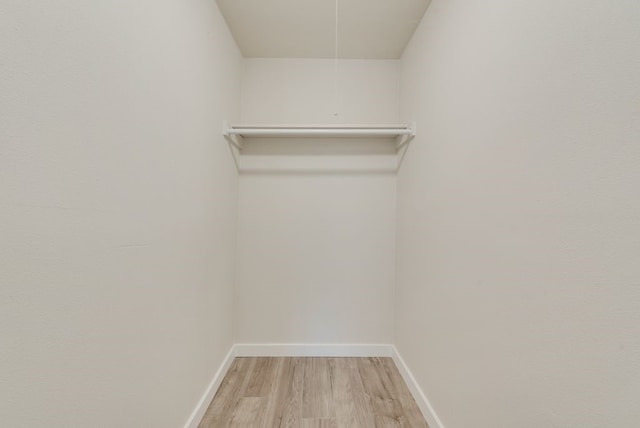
[223,124,416,139]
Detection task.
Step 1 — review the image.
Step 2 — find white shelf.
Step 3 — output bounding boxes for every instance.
[222,122,415,173]
[224,123,415,140]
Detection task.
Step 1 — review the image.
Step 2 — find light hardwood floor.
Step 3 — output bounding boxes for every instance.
[198,357,429,428]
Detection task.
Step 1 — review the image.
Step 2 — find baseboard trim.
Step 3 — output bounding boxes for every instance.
[183,346,236,428]
[392,346,445,428]
[233,343,394,357]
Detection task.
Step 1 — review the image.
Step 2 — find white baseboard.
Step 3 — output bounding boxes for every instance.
[233,343,394,357]
[183,346,236,428]
[392,346,445,428]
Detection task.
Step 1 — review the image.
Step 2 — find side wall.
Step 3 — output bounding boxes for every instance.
[234,59,399,344]
[0,1,241,426]
[397,1,640,427]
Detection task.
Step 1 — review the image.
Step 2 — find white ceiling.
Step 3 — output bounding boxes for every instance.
[216,0,431,59]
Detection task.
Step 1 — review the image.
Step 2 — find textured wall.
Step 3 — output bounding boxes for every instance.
[0,1,241,426]
[397,0,640,427]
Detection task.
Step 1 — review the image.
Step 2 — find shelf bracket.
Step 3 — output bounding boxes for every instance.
[395,122,416,150]
[223,121,243,151]
[226,134,244,151]
[395,134,410,150]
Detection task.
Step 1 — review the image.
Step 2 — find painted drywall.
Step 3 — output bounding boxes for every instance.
[234,59,399,344]
[241,58,400,124]
[235,174,397,344]
[0,1,241,427]
[396,1,640,427]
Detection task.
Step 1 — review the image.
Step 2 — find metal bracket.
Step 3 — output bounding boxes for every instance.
[395,122,415,171]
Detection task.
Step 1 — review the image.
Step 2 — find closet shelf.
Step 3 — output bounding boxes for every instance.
[223,123,415,140]
[223,123,416,152]
[222,123,416,173]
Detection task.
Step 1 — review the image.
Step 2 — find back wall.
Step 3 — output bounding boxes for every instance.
[234,59,400,344]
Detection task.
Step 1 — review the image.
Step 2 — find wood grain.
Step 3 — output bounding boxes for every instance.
[300,418,337,428]
[302,358,334,419]
[198,357,428,428]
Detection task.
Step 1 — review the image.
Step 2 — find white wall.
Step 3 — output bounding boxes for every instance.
[0,1,241,427]
[397,1,640,427]
[235,59,399,344]
[236,174,397,344]
[241,59,400,124]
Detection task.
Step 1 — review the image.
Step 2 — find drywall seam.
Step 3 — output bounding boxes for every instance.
[392,346,445,428]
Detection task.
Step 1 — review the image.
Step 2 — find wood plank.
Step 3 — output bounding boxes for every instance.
[198,357,254,428]
[278,358,305,428]
[261,357,304,428]
[381,358,429,427]
[301,358,335,419]
[329,357,375,428]
[244,356,280,397]
[258,357,284,427]
[328,358,355,427]
[357,357,407,423]
[345,358,377,428]
[228,397,266,427]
